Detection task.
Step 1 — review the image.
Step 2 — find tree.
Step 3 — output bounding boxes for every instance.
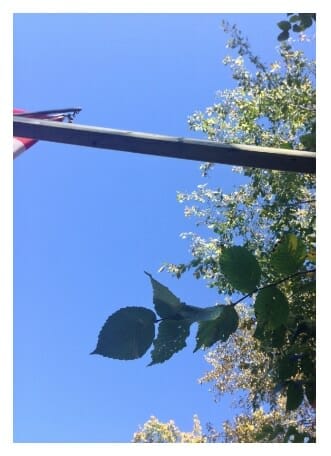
[92,17,316,442]
[160,20,316,441]
[132,415,208,443]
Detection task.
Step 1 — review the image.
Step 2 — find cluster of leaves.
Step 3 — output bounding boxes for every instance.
[188,20,315,167]
[92,234,315,415]
[91,271,239,366]
[133,415,207,443]
[158,19,315,441]
[133,396,315,443]
[219,395,315,442]
[277,14,316,41]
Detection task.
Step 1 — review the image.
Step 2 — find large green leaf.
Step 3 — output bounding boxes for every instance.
[277,355,299,382]
[286,381,304,411]
[91,307,156,360]
[219,246,261,293]
[145,272,223,322]
[194,305,239,351]
[145,272,185,318]
[254,287,289,329]
[271,234,306,275]
[148,319,191,365]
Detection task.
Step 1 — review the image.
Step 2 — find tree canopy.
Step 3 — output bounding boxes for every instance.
[91,16,316,443]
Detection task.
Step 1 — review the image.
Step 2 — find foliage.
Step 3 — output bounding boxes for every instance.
[133,415,208,443]
[221,396,315,442]
[187,20,315,165]
[159,19,316,441]
[94,17,316,443]
[133,395,315,443]
[92,272,236,365]
[277,14,316,41]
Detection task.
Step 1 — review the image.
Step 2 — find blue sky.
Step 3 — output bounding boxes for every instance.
[11,12,316,444]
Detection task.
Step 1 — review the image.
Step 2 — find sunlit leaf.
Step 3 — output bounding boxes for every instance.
[254,287,289,329]
[271,234,306,275]
[91,307,156,360]
[194,305,239,351]
[219,246,261,293]
[148,319,191,365]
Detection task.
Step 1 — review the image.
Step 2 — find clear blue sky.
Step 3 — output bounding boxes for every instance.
[13,13,315,443]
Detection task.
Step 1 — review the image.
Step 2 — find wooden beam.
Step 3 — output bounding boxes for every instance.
[13,116,315,173]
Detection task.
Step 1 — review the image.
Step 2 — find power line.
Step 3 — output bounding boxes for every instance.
[13,116,315,173]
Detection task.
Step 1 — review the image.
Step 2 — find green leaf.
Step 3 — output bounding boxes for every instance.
[178,304,224,322]
[219,246,261,293]
[91,307,156,360]
[284,426,306,443]
[292,23,303,32]
[277,20,291,31]
[145,272,223,323]
[299,13,313,29]
[271,234,306,275]
[253,323,286,348]
[277,30,289,41]
[277,355,299,381]
[145,272,184,319]
[300,132,316,151]
[286,381,304,411]
[289,14,300,23]
[148,319,191,365]
[304,381,316,407]
[194,305,239,351]
[254,287,289,329]
[301,353,315,376]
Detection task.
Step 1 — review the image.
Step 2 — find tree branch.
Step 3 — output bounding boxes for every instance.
[231,268,316,306]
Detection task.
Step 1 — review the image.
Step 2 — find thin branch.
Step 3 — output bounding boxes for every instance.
[231,268,316,306]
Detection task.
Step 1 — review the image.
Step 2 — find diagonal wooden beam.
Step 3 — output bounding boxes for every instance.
[13,116,315,173]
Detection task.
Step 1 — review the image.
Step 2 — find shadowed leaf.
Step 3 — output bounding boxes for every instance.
[286,381,304,411]
[145,272,223,322]
[145,272,185,319]
[277,21,291,31]
[149,319,191,365]
[91,306,156,360]
[194,305,239,351]
[255,287,289,329]
[278,30,289,41]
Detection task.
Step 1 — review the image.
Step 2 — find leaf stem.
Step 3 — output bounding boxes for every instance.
[231,268,316,306]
